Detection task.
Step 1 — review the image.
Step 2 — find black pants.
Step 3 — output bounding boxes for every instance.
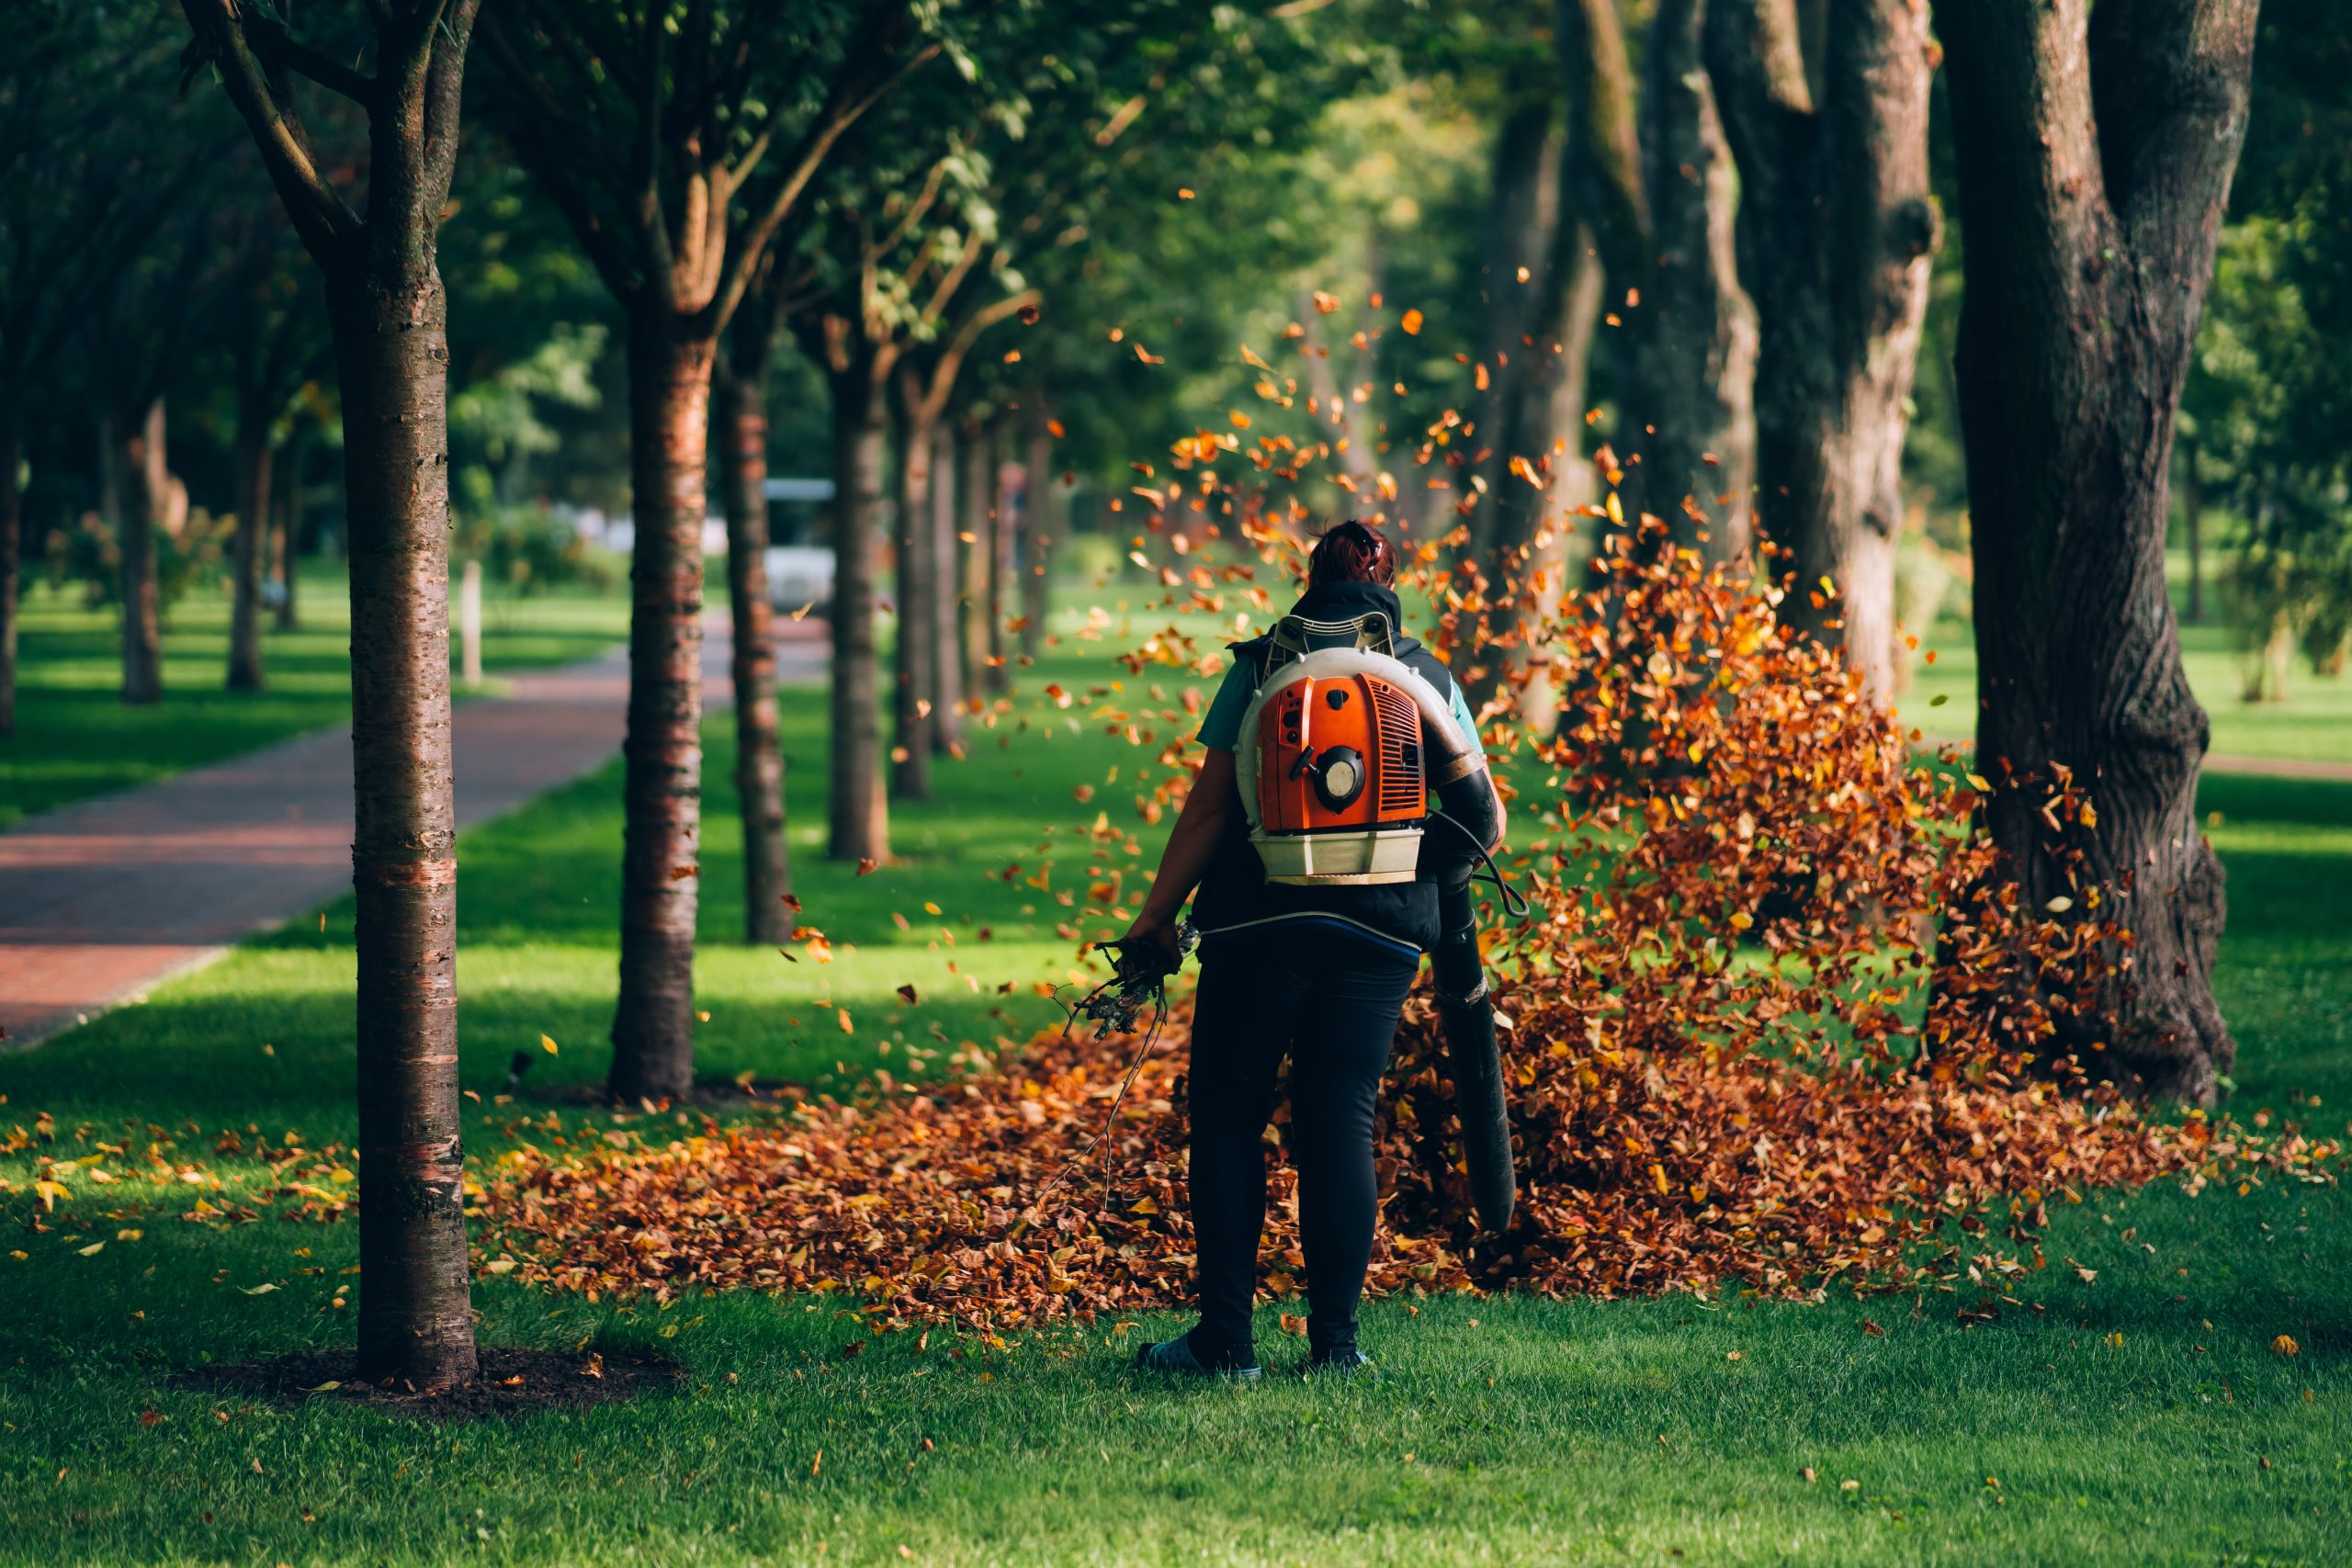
[1185,923,1419,1365]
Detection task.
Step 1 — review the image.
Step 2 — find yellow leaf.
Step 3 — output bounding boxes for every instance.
[540,1033,560,1055]
[76,1241,104,1258]
[2044,896,2074,913]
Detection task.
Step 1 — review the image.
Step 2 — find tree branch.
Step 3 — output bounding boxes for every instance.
[249,15,378,105]
[176,0,360,257]
[715,7,941,331]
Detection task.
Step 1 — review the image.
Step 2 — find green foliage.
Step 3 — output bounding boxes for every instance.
[44,509,230,621]
[2189,215,2352,697]
[451,506,620,597]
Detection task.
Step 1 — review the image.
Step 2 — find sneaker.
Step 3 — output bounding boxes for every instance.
[1306,1348,1374,1376]
[1134,1335,1263,1382]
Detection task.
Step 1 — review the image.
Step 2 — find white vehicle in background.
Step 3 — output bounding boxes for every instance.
[760,477,835,615]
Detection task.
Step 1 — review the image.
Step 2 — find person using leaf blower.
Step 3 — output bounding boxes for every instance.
[1121,520,1516,1380]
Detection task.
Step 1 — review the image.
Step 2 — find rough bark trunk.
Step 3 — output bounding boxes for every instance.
[1020,400,1056,660]
[0,387,19,738]
[829,370,889,862]
[930,416,964,754]
[1625,0,1758,559]
[714,351,791,945]
[229,394,273,692]
[324,268,476,1390]
[119,397,165,705]
[890,398,938,800]
[1709,0,1939,705]
[985,416,1012,694]
[1469,96,1561,569]
[275,430,303,632]
[1939,0,2253,1103]
[608,316,715,1104]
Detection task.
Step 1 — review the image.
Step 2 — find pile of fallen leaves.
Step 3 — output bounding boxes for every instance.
[472,530,2339,1326]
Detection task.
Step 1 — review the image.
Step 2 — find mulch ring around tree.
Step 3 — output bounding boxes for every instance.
[183,1346,680,1420]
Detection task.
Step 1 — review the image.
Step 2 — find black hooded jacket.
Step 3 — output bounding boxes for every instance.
[1189,580,1467,953]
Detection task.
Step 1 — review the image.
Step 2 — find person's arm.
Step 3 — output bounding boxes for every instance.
[1122,748,1237,966]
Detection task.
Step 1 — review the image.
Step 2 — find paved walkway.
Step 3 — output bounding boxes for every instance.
[0,619,824,1048]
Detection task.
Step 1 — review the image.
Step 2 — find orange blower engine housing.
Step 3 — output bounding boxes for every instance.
[1238,613,1442,886]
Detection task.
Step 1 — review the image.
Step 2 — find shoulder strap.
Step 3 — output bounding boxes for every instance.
[1262,609,1397,681]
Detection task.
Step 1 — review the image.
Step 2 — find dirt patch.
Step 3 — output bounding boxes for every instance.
[185,1346,679,1420]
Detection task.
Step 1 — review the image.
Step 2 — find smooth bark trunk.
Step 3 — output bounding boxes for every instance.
[829,372,889,862]
[119,397,165,705]
[1709,0,1939,705]
[891,400,938,799]
[930,417,964,753]
[608,317,714,1104]
[1939,0,2253,1103]
[325,268,476,1389]
[714,352,791,944]
[229,398,273,691]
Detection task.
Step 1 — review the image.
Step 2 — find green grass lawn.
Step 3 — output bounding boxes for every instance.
[0,569,628,829]
[5,589,2349,1563]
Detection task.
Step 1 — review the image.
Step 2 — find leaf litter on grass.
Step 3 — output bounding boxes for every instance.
[469,504,2340,1327]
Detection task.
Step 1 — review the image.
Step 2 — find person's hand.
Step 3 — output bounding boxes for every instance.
[1120,908,1182,976]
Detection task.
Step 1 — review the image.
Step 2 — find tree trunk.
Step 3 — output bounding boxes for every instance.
[985,416,1012,694]
[324,268,477,1391]
[119,397,165,705]
[829,368,889,862]
[229,393,273,692]
[1709,0,1939,705]
[1939,0,2254,1104]
[608,316,715,1104]
[1469,95,1560,569]
[891,397,938,800]
[275,429,303,631]
[930,417,965,754]
[1020,400,1056,660]
[958,418,993,700]
[0,386,19,738]
[714,350,791,945]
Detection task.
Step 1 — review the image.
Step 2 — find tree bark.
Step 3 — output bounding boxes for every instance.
[324,268,475,1389]
[1020,399,1056,660]
[608,316,715,1104]
[930,416,965,754]
[1938,0,2254,1104]
[1469,95,1561,570]
[958,417,994,700]
[891,394,938,800]
[985,415,1013,694]
[1625,0,1758,559]
[830,367,890,862]
[119,397,165,705]
[181,0,484,1395]
[229,391,273,692]
[714,346,791,945]
[1708,0,1939,705]
[0,386,19,738]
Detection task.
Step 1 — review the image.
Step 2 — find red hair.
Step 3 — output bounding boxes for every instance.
[1306,520,1396,588]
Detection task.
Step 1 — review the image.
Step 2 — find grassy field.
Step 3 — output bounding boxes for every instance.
[4,589,2349,1562]
[0,570,628,829]
[1893,549,2352,766]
